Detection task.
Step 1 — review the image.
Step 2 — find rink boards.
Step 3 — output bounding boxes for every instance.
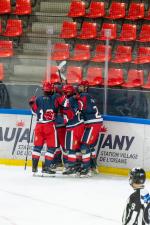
[1,109,150,177]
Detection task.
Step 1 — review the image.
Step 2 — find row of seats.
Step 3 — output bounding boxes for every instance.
[49,66,150,89]
[60,22,150,42]
[0,19,23,37]
[51,43,150,64]
[0,0,32,15]
[0,0,33,81]
[0,61,149,89]
[3,39,149,63]
[0,19,24,60]
[68,1,150,20]
[55,1,150,92]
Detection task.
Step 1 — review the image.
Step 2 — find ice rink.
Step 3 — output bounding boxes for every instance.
[1,166,150,225]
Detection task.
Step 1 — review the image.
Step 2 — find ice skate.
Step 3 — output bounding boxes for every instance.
[56,162,64,171]
[75,166,82,176]
[49,163,57,171]
[62,167,78,177]
[80,168,92,178]
[42,163,56,177]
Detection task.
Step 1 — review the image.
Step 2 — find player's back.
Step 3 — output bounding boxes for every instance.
[63,96,83,127]
[35,95,56,123]
[80,92,102,123]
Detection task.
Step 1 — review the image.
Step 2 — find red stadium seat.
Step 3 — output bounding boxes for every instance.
[106,68,124,87]
[0,0,11,14]
[0,63,4,80]
[60,21,77,39]
[68,1,85,18]
[66,66,82,84]
[2,19,23,37]
[77,22,97,39]
[45,66,61,83]
[97,23,117,40]
[86,67,103,86]
[50,66,61,84]
[111,45,132,63]
[13,0,32,15]
[122,69,144,88]
[85,1,105,18]
[125,3,145,20]
[144,8,150,20]
[137,24,150,42]
[0,40,13,57]
[105,2,126,19]
[69,44,90,61]
[132,47,150,64]
[117,24,136,41]
[51,43,70,61]
[91,45,112,62]
[142,73,150,89]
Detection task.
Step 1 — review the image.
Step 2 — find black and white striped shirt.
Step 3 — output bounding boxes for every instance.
[122,188,150,225]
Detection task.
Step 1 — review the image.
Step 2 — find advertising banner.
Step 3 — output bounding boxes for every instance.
[97,121,145,169]
[143,125,150,170]
[0,114,46,161]
[1,113,150,170]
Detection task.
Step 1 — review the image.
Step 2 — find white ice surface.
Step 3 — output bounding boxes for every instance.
[0,166,150,225]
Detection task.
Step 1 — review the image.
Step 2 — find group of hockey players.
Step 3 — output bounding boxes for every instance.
[29,79,105,177]
[28,73,150,224]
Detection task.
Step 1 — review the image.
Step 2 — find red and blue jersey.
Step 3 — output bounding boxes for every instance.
[61,96,84,128]
[31,95,57,123]
[80,93,103,124]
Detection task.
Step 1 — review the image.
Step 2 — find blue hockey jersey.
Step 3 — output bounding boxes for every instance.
[32,95,57,123]
[80,93,103,124]
[61,96,84,128]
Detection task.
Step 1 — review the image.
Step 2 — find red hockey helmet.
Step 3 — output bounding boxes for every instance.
[42,81,54,92]
[62,84,75,94]
[79,80,89,87]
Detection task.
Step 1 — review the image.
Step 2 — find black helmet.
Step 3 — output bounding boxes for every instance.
[129,168,146,185]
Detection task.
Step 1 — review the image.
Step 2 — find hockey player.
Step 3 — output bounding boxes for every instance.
[77,80,104,175]
[48,86,65,170]
[53,85,68,169]
[60,84,84,175]
[122,167,150,225]
[29,81,58,175]
[55,114,67,167]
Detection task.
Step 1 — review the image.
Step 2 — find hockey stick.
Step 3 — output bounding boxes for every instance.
[58,61,67,84]
[24,87,39,170]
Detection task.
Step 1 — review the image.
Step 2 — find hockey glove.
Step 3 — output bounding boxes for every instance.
[57,95,67,106]
[44,110,55,120]
[29,96,36,106]
[62,109,75,123]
